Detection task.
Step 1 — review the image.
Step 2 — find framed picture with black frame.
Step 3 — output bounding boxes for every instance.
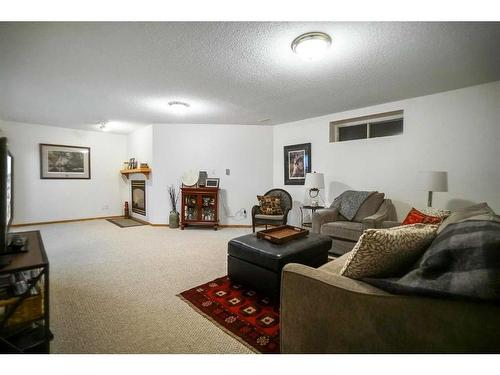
[40,143,91,179]
[284,143,311,185]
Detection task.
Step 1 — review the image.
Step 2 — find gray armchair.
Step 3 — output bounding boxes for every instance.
[312,192,397,255]
[252,188,292,232]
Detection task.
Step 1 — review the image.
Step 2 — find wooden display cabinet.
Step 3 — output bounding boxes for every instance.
[180,187,219,230]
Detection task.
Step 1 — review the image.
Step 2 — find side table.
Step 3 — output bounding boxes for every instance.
[299,205,325,228]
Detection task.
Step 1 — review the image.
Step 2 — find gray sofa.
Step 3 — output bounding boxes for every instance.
[312,192,397,255]
[280,253,500,353]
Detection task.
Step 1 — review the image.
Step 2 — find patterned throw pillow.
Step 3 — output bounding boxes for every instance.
[423,207,451,219]
[257,195,283,215]
[340,224,438,279]
[402,207,442,225]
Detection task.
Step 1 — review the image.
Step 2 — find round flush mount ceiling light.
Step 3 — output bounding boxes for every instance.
[168,101,190,115]
[291,32,332,61]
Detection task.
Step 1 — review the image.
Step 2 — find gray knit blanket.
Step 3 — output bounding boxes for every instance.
[364,220,500,303]
[330,190,374,221]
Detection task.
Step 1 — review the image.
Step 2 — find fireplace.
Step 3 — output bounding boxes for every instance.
[131,180,146,216]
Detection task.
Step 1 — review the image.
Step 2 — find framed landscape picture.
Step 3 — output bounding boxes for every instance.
[40,144,91,179]
[284,143,311,185]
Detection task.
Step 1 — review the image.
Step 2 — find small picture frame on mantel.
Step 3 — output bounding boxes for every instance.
[205,178,219,188]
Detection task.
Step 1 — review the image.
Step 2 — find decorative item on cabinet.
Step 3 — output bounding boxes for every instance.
[181,170,199,187]
[205,178,219,188]
[198,171,208,187]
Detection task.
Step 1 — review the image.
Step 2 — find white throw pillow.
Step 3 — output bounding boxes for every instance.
[340,224,438,279]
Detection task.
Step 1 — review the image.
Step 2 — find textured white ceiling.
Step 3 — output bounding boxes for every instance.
[0,22,499,134]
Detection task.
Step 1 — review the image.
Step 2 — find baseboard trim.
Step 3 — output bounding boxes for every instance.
[219,224,252,228]
[12,215,123,227]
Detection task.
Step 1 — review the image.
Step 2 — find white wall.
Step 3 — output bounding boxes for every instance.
[273,81,500,226]
[126,125,153,221]
[129,124,274,225]
[0,120,128,224]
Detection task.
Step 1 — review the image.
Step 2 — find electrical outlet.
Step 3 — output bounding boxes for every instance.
[243,209,247,218]
[102,205,109,211]
[226,168,230,175]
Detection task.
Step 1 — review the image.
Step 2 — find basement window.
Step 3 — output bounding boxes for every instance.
[330,110,404,142]
[337,123,367,141]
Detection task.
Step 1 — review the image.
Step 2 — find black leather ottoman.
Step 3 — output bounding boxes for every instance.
[227,233,332,299]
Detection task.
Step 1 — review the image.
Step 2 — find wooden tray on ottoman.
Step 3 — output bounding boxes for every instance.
[256,225,309,244]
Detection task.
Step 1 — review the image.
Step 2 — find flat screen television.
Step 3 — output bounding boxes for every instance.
[0,137,13,254]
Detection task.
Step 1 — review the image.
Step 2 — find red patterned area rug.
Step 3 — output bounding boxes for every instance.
[178,276,280,354]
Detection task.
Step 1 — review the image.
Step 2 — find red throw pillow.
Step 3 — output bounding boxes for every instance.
[402,208,442,225]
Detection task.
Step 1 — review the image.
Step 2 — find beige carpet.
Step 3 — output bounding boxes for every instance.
[13,220,254,354]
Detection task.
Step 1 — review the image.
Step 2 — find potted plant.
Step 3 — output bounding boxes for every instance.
[168,185,180,229]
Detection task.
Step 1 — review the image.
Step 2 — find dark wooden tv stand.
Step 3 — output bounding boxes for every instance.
[0,231,52,353]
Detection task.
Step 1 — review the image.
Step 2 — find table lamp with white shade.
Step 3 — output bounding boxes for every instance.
[417,171,448,207]
[305,172,325,207]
